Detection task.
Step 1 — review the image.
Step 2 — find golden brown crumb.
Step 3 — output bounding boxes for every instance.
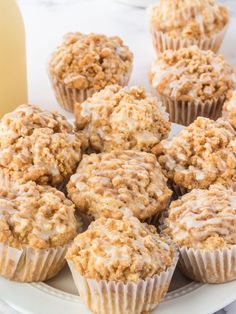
[75,85,170,153]
[66,216,174,282]
[0,181,78,249]
[0,104,87,186]
[150,0,229,40]
[155,117,236,190]
[165,185,236,249]
[67,150,172,220]
[49,33,133,90]
[149,46,236,102]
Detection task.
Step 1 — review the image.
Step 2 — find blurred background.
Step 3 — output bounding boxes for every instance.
[16,0,236,119]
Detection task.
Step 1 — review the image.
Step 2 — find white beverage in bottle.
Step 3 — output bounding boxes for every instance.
[0,0,27,117]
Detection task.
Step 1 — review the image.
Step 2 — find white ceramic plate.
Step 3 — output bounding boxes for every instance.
[0,123,236,314]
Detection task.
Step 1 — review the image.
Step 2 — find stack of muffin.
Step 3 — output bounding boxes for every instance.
[0,1,236,314]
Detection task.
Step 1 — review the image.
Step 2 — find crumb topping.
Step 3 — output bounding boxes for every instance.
[155,117,236,190]
[150,0,229,39]
[0,104,87,186]
[66,216,174,282]
[75,85,170,153]
[223,90,236,129]
[67,150,172,220]
[149,46,236,102]
[165,185,236,249]
[49,33,133,90]
[0,181,78,249]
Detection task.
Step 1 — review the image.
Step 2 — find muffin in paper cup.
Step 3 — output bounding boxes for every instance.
[164,185,236,284]
[67,150,172,223]
[68,253,178,314]
[149,46,236,126]
[0,243,68,282]
[74,85,170,153]
[149,0,229,54]
[66,217,178,314]
[179,245,236,284]
[150,23,228,54]
[0,104,87,187]
[155,117,236,194]
[48,32,133,112]
[49,71,131,113]
[158,94,226,126]
[0,181,80,282]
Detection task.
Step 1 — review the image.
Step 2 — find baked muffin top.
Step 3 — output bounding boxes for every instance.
[149,46,236,102]
[0,181,78,249]
[49,33,133,90]
[67,150,172,221]
[150,0,228,39]
[66,216,174,282]
[155,117,236,190]
[165,185,236,250]
[0,104,87,186]
[75,85,170,153]
[223,90,236,129]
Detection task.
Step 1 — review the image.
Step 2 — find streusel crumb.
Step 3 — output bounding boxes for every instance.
[75,85,170,153]
[49,33,133,90]
[67,150,172,220]
[0,181,78,249]
[149,46,236,102]
[0,104,87,186]
[155,117,236,190]
[223,90,236,129]
[150,0,228,39]
[165,185,236,249]
[66,216,174,282]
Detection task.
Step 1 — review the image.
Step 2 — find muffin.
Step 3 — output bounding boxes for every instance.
[67,150,172,223]
[0,181,79,282]
[149,46,236,125]
[48,33,133,112]
[66,216,178,314]
[0,104,87,187]
[223,90,236,129]
[164,184,236,283]
[154,117,236,196]
[149,0,229,53]
[75,85,170,153]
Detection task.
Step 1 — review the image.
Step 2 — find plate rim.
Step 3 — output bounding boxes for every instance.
[1,123,236,313]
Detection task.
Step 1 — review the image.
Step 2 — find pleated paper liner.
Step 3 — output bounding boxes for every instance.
[167,180,189,199]
[68,250,179,314]
[151,24,228,54]
[0,243,68,282]
[179,245,236,284]
[49,70,132,113]
[156,94,226,126]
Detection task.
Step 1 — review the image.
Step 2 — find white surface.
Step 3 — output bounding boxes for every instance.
[17,0,236,119]
[1,273,236,314]
[0,0,236,313]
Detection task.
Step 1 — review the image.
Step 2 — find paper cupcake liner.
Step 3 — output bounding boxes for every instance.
[151,24,228,54]
[167,181,189,199]
[68,251,178,314]
[0,242,68,282]
[156,94,226,126]
[49,71,132,113]
[179,245,236,284]
[145,212,160,227]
